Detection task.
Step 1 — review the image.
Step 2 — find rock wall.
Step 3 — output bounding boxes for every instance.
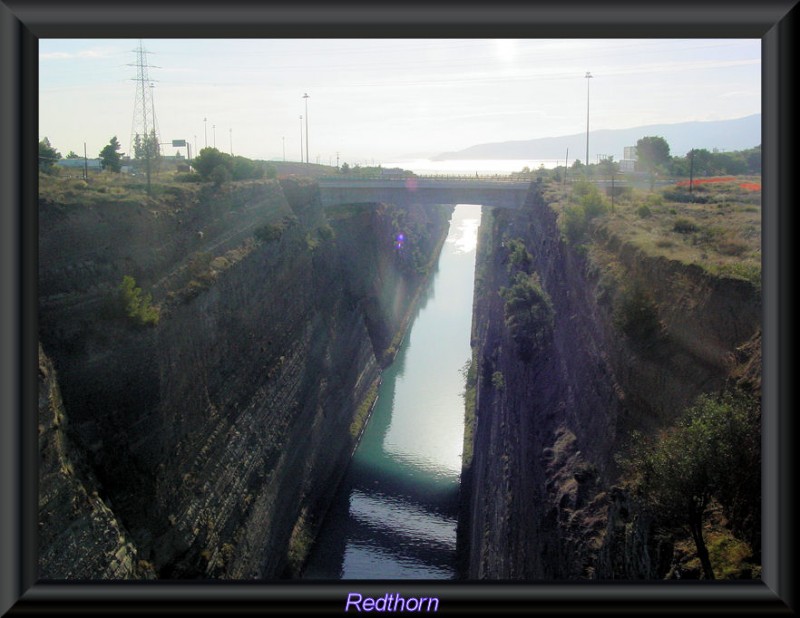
[460,187,760,579]
[38,344,156,580]
[38,179,450,579]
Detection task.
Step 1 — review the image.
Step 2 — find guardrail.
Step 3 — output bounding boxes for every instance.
[318,174,523,183]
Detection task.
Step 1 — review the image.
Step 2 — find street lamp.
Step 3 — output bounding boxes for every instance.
[212,124,216,148]
[303,93,310,164]
[299,115,303,163]
[585,71,593,176]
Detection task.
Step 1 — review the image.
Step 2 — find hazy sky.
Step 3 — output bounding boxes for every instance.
[39,38,760,165]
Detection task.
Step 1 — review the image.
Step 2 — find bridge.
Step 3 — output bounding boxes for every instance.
[318,177,534,210]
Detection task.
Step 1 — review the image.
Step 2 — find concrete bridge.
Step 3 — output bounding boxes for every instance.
[318,177,534,210]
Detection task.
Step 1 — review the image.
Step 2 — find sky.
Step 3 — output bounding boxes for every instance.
[39,39,760,166]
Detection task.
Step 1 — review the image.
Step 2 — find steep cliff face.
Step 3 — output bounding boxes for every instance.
[38,344,156,580]
[39,178,450,579]
[460,187,760,579]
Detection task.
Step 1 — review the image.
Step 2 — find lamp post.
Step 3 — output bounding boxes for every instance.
[585,72,593,176]
[212,124,216,149]
[303,93,310,164]
[299,115,303,163]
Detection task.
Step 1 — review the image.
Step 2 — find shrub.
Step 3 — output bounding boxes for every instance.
[561,204,588,244]
[500,272,554,361]
[637,205,652,218]
[506,238,533,273]
[673,218,699,234]
[210,164,232,187]
[613,284,660,340]
[254,222,284,243]
[491,371,506,391]
[117,275,159,326]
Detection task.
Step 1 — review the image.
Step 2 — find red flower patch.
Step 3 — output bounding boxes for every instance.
[738,182,761,192]
[675,177,736,187]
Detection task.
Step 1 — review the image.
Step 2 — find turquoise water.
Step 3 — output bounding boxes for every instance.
[303,204,481,580]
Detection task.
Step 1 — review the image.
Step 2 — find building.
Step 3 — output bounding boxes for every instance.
[620,146,638,173]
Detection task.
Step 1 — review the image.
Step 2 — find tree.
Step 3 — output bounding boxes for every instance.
[99,136,123,172]
[636,136,671,189]
[65,150,81,159]
[191,147,232,180]
[624,391,760,579]
[38,137,61,173]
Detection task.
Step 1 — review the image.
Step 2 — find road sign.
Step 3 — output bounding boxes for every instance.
[172,139,187,147]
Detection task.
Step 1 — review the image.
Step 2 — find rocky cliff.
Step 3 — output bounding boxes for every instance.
[38,177,450,579]
[460,186,761,579]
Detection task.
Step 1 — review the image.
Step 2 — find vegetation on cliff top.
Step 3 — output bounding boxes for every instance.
[545,175,761,290]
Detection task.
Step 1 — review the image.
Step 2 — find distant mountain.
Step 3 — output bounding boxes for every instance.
[434,114,761,162]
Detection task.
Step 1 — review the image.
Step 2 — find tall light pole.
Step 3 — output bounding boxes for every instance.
[204,118,207,148]
[212,124,216,148]
[303,93,310,164]
[299,115,303,163]
[229,128,233,156]
[585,71,593,175]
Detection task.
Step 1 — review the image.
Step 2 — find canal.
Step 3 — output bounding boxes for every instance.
[303,204,482,579]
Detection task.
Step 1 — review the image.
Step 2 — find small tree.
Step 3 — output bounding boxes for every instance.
[118,275,159,326]
[636,136,671,190]
[624,391,760,579]
[65,150,81,160]
[99,136,123,172]
[38,137,61,173]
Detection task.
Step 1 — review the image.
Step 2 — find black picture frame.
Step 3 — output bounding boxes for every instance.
[1,1,796,614]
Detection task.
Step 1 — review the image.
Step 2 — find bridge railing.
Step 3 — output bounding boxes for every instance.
[318,174,524,183]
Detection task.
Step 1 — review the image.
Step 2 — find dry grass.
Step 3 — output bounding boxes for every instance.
[545,176,761,289]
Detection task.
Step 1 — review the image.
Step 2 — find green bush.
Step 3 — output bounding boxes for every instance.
[613,285,660,340]
[637,205,652,218]
[674,218,699,234]
[491,371,506,390]
[561,204,588,244]
[500,272,554,361]
[506,238,533,273]
[117,275,159,326]
[254,222,284,243]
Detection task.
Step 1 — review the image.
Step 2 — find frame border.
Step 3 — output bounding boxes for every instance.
[1,1,796,615]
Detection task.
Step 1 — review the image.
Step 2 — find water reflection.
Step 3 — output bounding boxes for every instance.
[303,204,481,580]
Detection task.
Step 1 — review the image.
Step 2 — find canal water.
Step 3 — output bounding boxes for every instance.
[303,204,482,580]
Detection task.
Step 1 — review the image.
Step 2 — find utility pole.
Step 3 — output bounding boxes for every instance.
[689,148,695,199]
[585,71,593,178]
[299,115,303,163]
[212,124,216,149]
[303,93,310,164]
[336,151,340,168]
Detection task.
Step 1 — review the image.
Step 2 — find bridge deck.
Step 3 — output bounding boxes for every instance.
[318,178,534,209]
